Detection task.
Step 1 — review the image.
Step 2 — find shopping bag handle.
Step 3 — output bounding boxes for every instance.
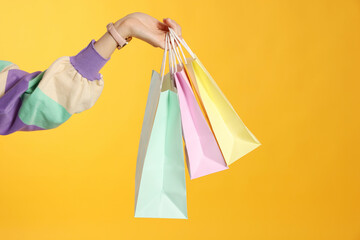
[160,31,178,88]
[159,33,169,87]
[168,29,188,65]
[168,32,174,75]
[168,31,185,72]
[160,28,195,88]
[168,27,196,60]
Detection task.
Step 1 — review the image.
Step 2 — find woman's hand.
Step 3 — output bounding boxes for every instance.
[115,12,182,49]
[94,12,182,59]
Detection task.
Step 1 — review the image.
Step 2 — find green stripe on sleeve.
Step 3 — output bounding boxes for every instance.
[26,70,46,93]
[19,87,71,129]
[0,60,14,72]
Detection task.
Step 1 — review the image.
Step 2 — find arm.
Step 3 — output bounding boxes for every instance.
[0,13,182,135]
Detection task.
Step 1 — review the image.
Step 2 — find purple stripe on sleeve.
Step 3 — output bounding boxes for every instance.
[69,39,110,81]
[0,70,43,135]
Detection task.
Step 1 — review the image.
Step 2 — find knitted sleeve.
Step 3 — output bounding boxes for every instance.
[0,39,110,135]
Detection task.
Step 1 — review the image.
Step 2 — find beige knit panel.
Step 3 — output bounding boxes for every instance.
[38,56,104,114]
[0,63,19,98]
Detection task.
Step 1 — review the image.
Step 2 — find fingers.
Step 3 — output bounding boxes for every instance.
[163,18,182,38]
[162,18,182,49]
[157,21,169,31]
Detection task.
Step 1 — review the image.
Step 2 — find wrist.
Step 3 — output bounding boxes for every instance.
[93,20,132,59]
[114,19,132,40]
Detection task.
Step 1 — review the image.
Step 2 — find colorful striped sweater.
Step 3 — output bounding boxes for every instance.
[0,39,110,135]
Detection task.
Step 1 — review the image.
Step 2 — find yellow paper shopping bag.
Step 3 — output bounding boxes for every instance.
[168,28,261,165]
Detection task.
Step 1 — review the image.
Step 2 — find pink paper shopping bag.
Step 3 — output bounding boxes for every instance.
[165,32,228,179]
[174,69,228,179]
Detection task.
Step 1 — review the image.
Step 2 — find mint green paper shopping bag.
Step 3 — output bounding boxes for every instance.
[134,69,187,219]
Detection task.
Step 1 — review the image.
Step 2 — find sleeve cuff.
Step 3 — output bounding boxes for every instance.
[69,39,110,81]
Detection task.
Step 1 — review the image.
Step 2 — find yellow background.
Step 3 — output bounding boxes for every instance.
[1,0,360,239]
